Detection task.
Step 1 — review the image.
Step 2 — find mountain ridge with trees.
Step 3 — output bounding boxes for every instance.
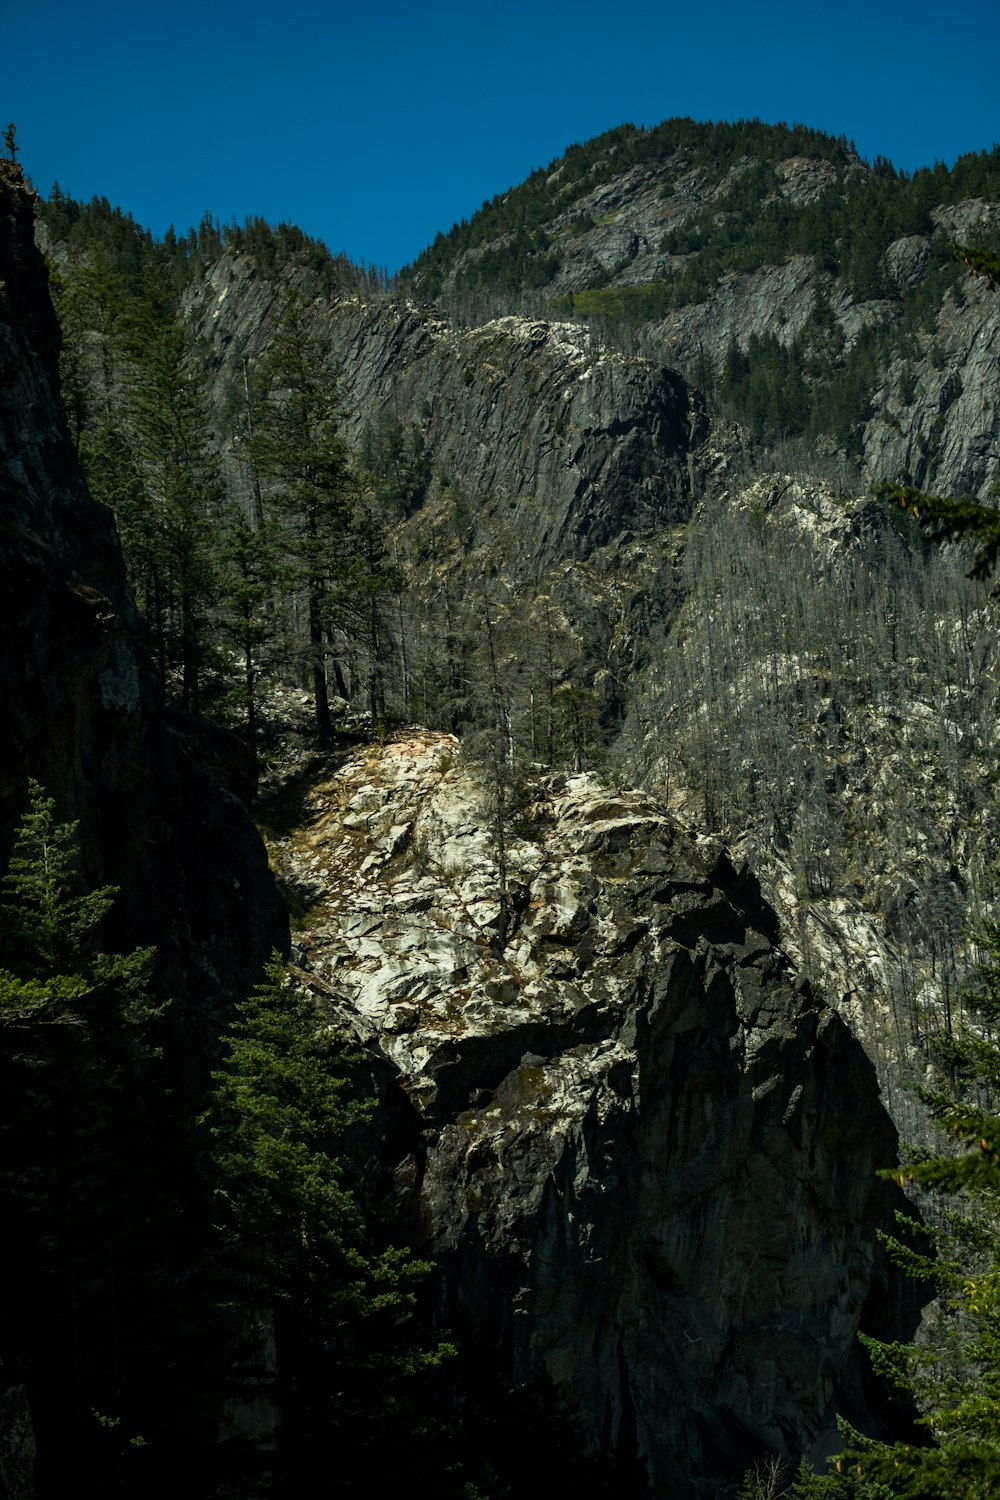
[3,111,1000,1494]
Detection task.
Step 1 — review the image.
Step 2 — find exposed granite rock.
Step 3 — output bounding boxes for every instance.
[775,155,842,206]
[657,255,823,372]
[624,466,1000,1144]
[274,732,915,1495]
[863,262,1000,498]
[185,258,704,576]
[333,305,698,566]
[884,234,930,290]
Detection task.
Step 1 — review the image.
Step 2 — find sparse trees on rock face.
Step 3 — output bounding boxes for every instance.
[818,907,1000,1498]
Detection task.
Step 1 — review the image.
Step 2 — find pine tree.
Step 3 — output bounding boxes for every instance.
[0,780,152,1024]
[215,502,280,749]
[328,491,403,726]
[0,783,183,1495]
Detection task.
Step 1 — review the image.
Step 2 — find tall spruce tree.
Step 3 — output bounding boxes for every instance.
[215,502,280,750]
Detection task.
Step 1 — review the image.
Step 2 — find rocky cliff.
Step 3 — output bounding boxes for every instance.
[402,121,1000,502]
[0,158,287,1498]
[177,215,1000,1115]
[181,253,703,712]
[272,732,916,1494]
[0,159,286,1007]
[623,457,1000,1132]
[24,130,1000,1491]
[186,252,702,574]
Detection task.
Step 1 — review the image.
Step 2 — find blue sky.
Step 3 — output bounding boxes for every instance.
[5,0,998,274]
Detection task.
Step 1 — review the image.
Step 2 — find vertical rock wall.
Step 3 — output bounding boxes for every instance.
[0,159,286,1006]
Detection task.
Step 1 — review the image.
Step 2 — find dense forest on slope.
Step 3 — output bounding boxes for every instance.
[405,116,1000,306]
[5,111,1000,1496]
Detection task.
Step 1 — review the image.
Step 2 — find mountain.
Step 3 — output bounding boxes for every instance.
[403,118,1000,500]
[151,123,1000,1134]
[9,114,1000,1493]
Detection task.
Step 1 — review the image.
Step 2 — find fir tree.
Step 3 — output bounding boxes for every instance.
[122,283,225,711]
[0,783,183,1496]
[215,502,280,750]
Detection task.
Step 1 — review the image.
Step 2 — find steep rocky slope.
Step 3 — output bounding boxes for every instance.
[622,463,1000,1128]
[177,214,1000,1119]
[186,252,702,573]
[271,732,917,1495]
[24,127,1000,1488]
[403,120,1000,501]
[0,160,286,1001]
[181,252,703,713]
[54,135,997,1135]
[0,159,287,1496]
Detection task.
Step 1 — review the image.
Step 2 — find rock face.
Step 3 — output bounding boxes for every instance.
[275,732,914,1495]
[398,124,1000,503]
[332,305,698,568]
[186,255,703,576]
[0,159,286,1021]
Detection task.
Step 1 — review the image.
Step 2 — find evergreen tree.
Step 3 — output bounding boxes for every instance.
[328,491,404,726]
[206,958,451,1491]
[215,502,280,750]
[821,905,1000,1496]
[0,784,187,1496]
[250,290,353,745]
[122,284,225,711]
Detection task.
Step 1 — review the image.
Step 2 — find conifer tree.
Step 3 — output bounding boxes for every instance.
[122,284,224,711]
[817,903,1000,1499]
[0,784,180,1495]
[250,290,352,745]
[206,958,451,1489]
[215,502,280,749]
